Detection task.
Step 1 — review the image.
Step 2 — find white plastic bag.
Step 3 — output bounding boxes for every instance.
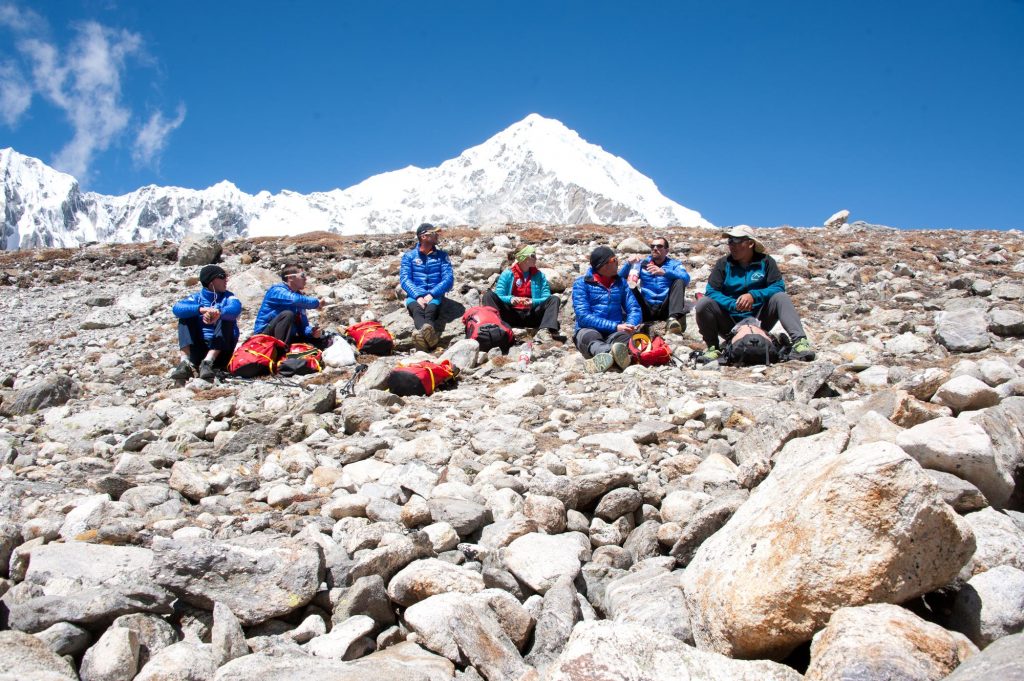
[323,338,356,367]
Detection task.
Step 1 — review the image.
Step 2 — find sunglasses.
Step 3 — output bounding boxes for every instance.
[727,237,751,245]
[650,243,667,250]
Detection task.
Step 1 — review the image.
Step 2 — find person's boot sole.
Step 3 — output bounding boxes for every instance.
[585,353,615,374]
[420,325,439,349]
[610,342,631,370]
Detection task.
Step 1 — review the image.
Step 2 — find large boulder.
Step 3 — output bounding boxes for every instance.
[804,603,977,681]
[947,565,1024,648]
[546,620,801,681]
[0,630,78,679]
[935,308,991,352]
[943,632,1024,680]
[683,441,975,660]
[177,233,222,266]
[5,375,79,415]
[149,534,323,626]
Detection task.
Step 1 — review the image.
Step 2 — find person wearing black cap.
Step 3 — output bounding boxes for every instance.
[400,223,454,350]
[572,246,642,373]
[170,264,242,380]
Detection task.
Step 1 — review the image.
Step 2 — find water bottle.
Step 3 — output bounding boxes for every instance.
[628,262,641,289]
[517,341,533,371]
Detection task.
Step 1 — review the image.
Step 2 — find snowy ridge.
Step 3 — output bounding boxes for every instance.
[1,114,712,249]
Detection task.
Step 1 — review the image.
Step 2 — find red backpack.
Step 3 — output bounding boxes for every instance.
[228,334,287,377]
[387,359,457,397]
[278,343,324,377]
[345,321,394,356]
[628,333,673,367]
[462,305,514,353]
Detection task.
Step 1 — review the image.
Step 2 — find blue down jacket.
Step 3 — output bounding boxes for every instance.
[253,283,318,336]
[172,288,241,342]
[572,269,642,333]
[618,256,691,306]
[400,246,454,306]
[705,253,785,320]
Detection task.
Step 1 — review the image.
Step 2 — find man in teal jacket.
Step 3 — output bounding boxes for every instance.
[483,245,561,343]
[695,226,815,362]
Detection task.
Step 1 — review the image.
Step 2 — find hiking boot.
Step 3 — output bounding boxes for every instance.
[420,324,439,349]
[697,346,721,364]
[169,360,196,380]
[199,360,217,381]
[666,317,685,335]
[584,352,615,374]
[534,328,554,344]
[610,342,631,370]
[790,337,816,361]
[411,327,430,351]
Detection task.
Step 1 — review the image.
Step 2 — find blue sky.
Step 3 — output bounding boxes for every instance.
[1,1,1022,230]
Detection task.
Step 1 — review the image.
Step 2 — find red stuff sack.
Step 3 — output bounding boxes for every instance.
[278,343,323,377]
[462,305,514,354]
[627,333,672,367]
[228,334,286,377]
[387,359,456,397]
[345,321,394,356]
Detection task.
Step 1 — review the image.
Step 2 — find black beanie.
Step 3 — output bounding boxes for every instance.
[199,265,226,287]
[590,246,615,271]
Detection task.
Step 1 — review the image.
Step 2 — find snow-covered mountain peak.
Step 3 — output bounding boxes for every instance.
[2,116,712,249]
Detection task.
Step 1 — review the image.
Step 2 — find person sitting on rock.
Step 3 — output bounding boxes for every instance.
[483,245,562,343]
[572,246,642,373]
[400,223,454,351]
[171,265,242,381]
[253,264,327,347]
[696,225,815,362]
[619,235,690,335]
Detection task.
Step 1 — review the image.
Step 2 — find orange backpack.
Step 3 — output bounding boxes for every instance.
[387,359,456,397]
[627,333,673,366]
[345,321,394,356]
[228,334,287,377]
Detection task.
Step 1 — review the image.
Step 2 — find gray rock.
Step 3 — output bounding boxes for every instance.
[989,308,1024,336]
[428,497,489,537]
[623,520,661,565]
[135,640,217,681]
[149,534,323,626]
[602,565,692,643]
[503,532,584,594]
[943,632,1024,680]
[948,565,1024,648]
[6,375,78,415]
[177,233,222,266]
[332,574,395,628]
[0,630,77,680]
[387,558,485,606]
[80,626,140,681]
[927,469,988,513]
[732,403,821,464]
[963,507,1024,576]
[346,531,433,585]
[33,622,91,657]
[300,386,336,415]
[547,620,801,681]
[213,649,442,680]
[6,583,175,634]
[211,601,249,667]
[935,308,992,352]
[525,574,581,672]
[110,613,177,670]
[669,490,747,566]
[304,614,375,659]
[593,487,642,521]
[932,374,1001,412]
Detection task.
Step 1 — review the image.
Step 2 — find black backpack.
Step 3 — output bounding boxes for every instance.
[462,305,514,354]
[722,332,782,366]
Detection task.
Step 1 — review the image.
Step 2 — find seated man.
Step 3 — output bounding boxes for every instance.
[483,245,561,343]
[620,235,690,334]
[572,246,642,373]
[400,223,454,351]
[695,225,815,362]
[171,264,242,381]
[253,264,326,347]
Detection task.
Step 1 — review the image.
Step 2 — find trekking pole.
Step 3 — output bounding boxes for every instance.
[340,363,367,398]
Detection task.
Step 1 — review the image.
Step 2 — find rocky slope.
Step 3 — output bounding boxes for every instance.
[1,114,711,250]
[0,221,1023,680]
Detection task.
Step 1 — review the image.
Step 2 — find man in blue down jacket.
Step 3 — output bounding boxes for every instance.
[400,223,454,351]
[572,246,642,373]
[696,225,815,362]
[171,264,242,381]
[253,263,325,347]
[619,235,691,335]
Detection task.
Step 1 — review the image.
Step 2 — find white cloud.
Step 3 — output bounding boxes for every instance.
[1,5,184,180]
[133,104,186,167]
[0,60,32,124]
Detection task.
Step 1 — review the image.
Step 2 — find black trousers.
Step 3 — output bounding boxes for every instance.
[632,278,687,323]
[257,311,329,349]
[406,301,443,332]
[482,291,561,331]
[573,328,633,359]
[694,292,807,348]
[178,317,237,368]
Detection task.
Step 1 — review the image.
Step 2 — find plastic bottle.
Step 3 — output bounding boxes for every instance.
[627,262,641,289]
[517,341,533,371]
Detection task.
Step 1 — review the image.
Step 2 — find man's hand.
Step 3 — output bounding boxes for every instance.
[616,323,637,334]
[312,327,322,339]
[627,254,643,264]
[735,293,754,312]
[644,262,665,276]
[200,307,221,324]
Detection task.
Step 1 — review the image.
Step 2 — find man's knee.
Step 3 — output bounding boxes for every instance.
[695,296,720,317]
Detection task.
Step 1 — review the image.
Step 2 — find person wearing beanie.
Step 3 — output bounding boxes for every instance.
[483,245,562,344]
[170,264,242,381]
[572,245,642,373]
[400,223,454,351]
[619,235,691,335]
[696,225,815,362]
